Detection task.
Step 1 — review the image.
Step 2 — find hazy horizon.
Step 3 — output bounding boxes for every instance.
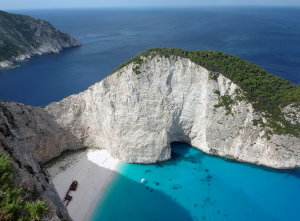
[2,0,300,10]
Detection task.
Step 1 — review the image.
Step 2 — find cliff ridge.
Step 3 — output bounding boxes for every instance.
[0,10,81,69]
[46,53,300,169]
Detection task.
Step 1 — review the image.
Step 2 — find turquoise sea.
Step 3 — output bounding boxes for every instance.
[0,7,300,221]
[89,143,300,221]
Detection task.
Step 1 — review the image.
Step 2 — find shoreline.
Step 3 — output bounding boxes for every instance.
[46,148,120,221]
[84,160,122,221]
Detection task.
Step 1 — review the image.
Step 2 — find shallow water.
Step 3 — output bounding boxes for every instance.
[89,143,300,221]
[0,8,299,221]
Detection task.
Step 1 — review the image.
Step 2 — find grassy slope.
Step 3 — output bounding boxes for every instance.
[0,10,59,62]
[111,47,300,137]
[0,11,28,61]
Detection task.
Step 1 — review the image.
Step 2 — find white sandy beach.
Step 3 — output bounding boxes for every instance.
[46,149,120,221]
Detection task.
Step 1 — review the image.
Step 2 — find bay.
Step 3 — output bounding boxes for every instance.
[89,143,300,221]
[1,7,300,221]
[0,7,299,106]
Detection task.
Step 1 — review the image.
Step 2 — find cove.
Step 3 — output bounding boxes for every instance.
[89,142,300,221]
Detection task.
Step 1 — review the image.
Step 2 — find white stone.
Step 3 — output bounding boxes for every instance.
[46,55,300,169]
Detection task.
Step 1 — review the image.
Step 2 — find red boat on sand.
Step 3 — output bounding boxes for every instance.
[63,180,78,207]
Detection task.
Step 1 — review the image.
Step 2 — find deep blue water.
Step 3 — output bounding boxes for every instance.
[0,7,300,106]
[1,8,300,221]
[90,143,300,221]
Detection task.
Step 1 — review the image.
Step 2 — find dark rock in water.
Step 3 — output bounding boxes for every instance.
[144,170,151,174]
[206,175,212,180]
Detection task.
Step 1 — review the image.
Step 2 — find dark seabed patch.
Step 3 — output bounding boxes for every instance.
[90,142,300,221]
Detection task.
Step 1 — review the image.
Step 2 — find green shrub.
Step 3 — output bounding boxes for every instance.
[0,40,24,62]
[111,48,300,137]
[0,153,48,220]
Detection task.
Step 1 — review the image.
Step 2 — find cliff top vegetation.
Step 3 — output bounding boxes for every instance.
[0,10,32,61]
[112,47,300,137]
[0,10,80,62]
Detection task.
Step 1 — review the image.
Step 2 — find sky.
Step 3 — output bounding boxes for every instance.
[2,0,300,10]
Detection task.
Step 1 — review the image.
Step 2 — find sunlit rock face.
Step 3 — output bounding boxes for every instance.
[46,56,300,169]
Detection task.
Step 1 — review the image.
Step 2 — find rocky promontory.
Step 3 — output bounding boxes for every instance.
[45,48,300,169]
[0,10,81,69]
[1,48,300,220]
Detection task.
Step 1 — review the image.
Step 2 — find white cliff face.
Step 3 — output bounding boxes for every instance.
[46,56,300,169]
[0,60,16,69]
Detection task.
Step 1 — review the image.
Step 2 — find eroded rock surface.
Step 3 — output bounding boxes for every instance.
[46,56,300,169]
[1,54,299,220]
[2,102,84,163]
[0,101,81,220]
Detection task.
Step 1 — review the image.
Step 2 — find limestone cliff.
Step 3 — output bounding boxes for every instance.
[1,50,300,219]
[45,55,300,169]
[0,10,81,69]
[0,101,84,220]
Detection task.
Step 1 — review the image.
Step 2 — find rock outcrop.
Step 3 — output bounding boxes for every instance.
[1,52,299,219]
[0,101,84,220]
[45,55,300,169]
[0,10,81,69]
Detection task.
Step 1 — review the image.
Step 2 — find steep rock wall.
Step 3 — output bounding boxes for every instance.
[0,101,81,220]
[2,102,84,163]
[46,56,300,169]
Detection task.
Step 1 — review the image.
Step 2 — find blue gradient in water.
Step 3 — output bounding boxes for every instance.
[89,143,300,221]
[0,8,299,221]
[0,8,300,106]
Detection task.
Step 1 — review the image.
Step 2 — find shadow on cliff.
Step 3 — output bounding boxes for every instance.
[172,141,300,179]
[89,169,194,221]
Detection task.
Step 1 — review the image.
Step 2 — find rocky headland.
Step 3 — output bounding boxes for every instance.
[46,49,300,169]
[1,48,300,220]
[0,10,81,69]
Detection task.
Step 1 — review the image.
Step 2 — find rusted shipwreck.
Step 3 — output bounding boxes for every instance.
[63,180,78,207]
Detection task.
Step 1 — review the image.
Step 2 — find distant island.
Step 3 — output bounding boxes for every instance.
[0,10,81,69]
